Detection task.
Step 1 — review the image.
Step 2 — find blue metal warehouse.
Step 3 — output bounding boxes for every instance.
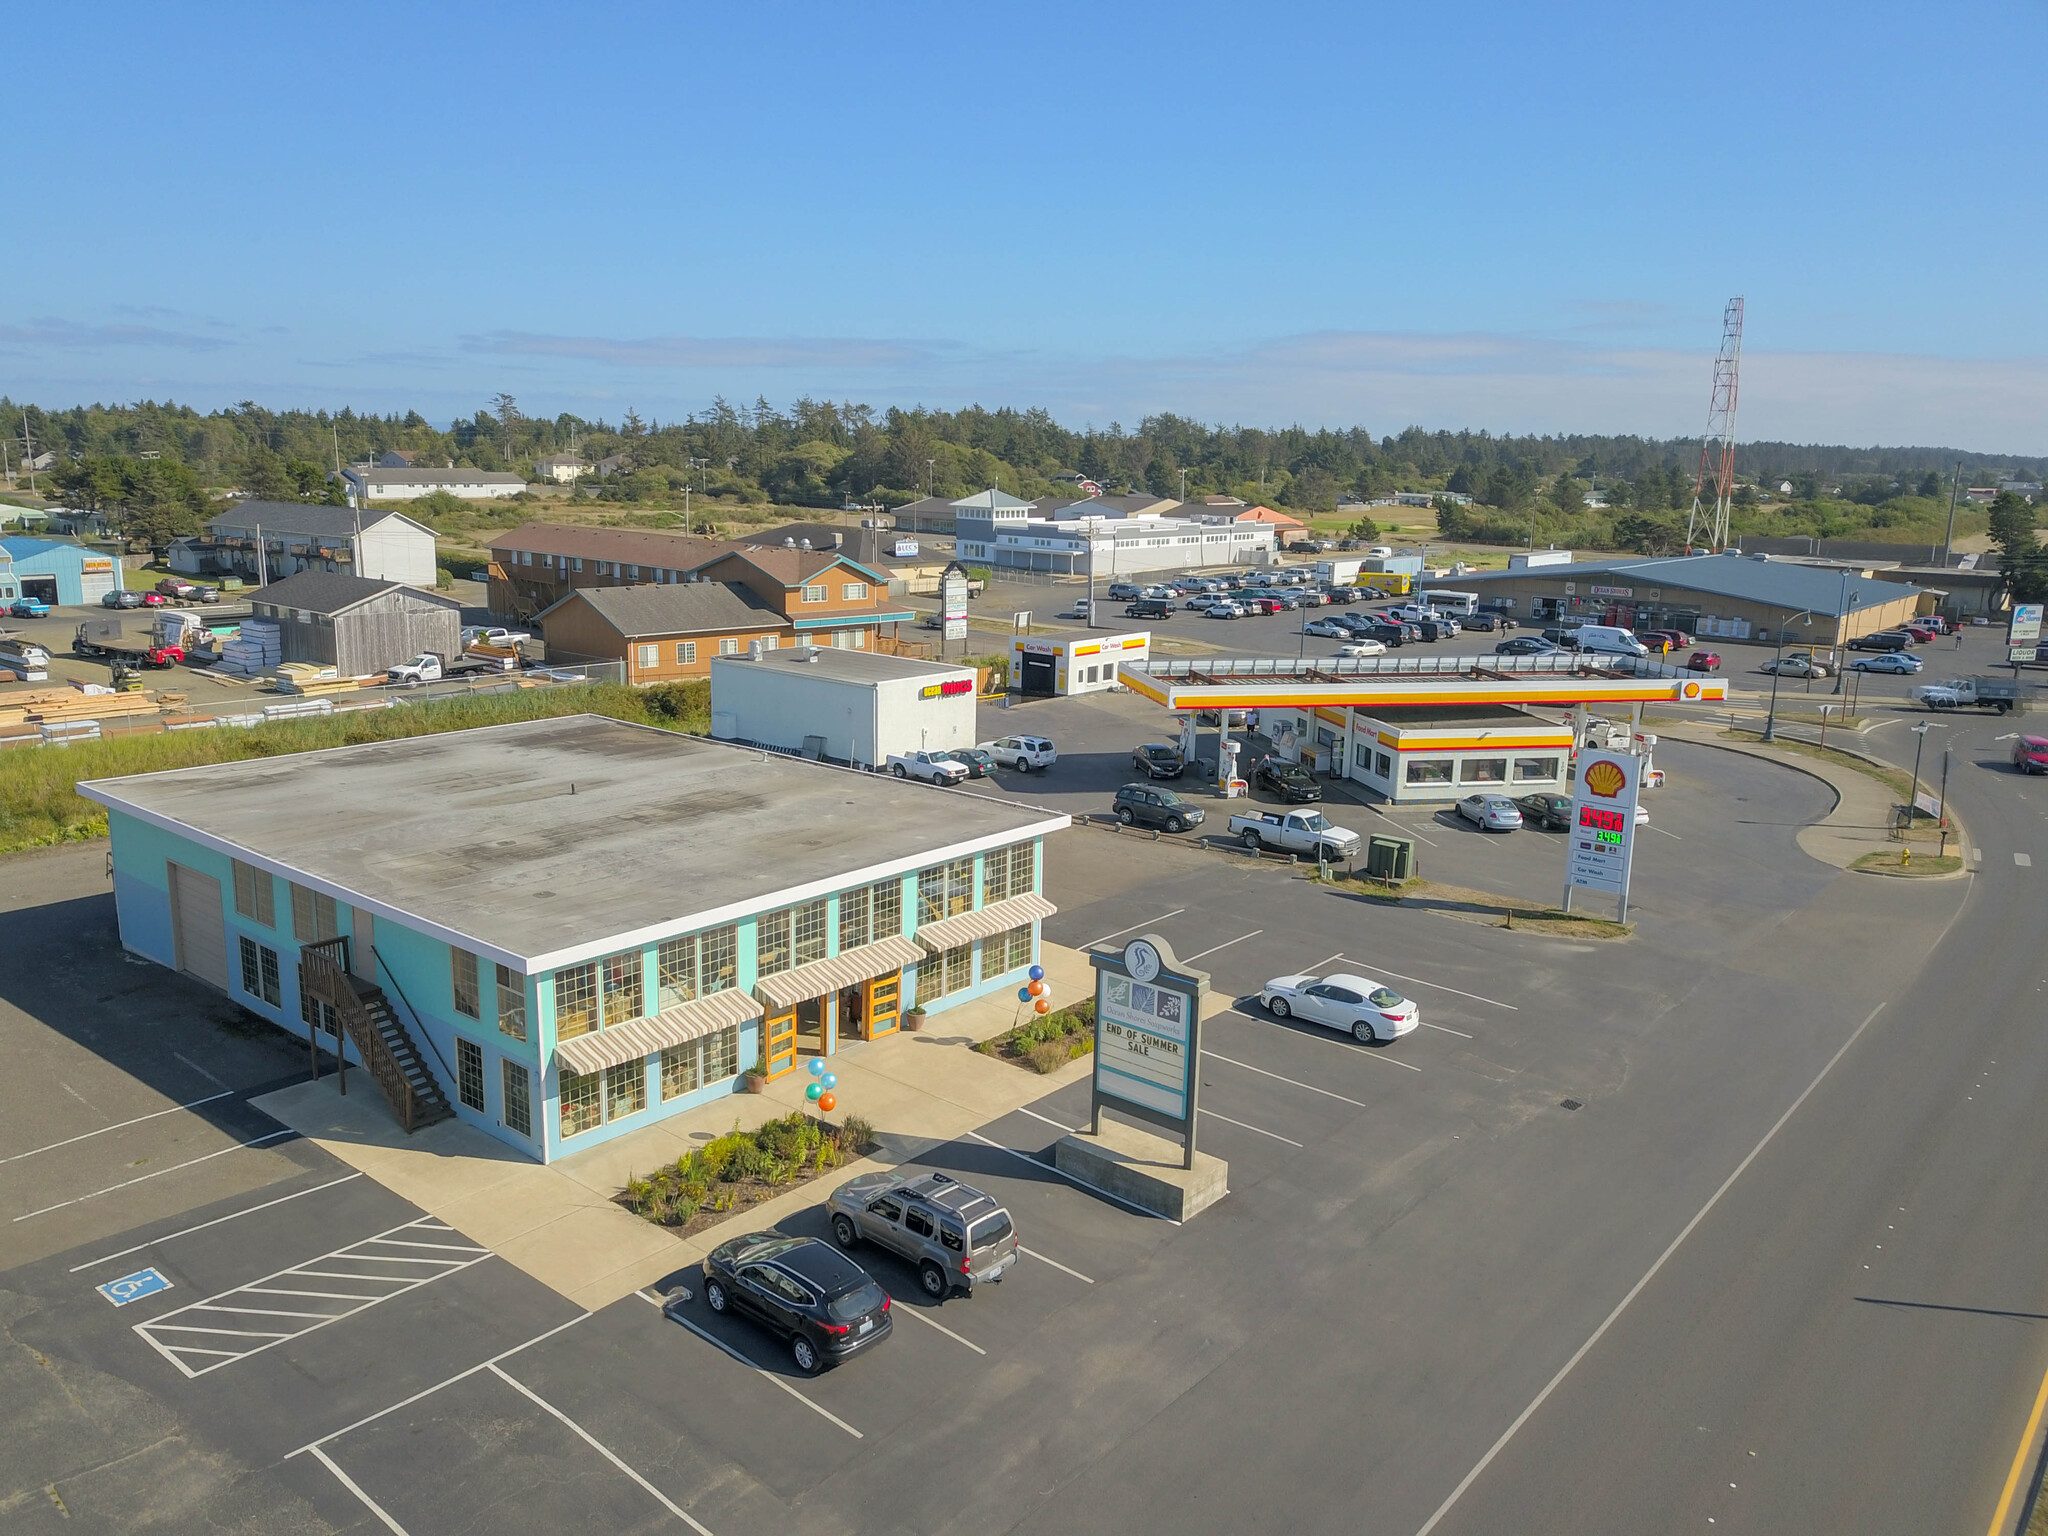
[0,537,126,605]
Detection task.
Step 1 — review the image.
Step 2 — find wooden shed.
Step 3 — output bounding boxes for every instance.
[247,572,463,678]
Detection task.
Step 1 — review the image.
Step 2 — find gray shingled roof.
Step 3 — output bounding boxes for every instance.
[553,580,786,638]
[249,571,458,615]
[207,502,412,540]
[1428,552,1926,617]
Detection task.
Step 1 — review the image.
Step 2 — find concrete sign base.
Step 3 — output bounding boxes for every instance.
[1055,1119,1228,1221]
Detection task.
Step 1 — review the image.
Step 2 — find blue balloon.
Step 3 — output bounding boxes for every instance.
[1018,986,1033,1002]
[806,1057,826,1078]
[1028,965,1045,982]
[821,1072,837,1090]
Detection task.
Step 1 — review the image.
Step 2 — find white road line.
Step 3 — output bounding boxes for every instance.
[11,1129,295,1221]
[1201,1108,1305,1148]
[1409,999,1894,1536]
[1181,929,1264,963]
[1218,1013,1424,1073]
[172,1052,229,1088]
[641,1290,864,1438]
[1014,1105,1080,1134]
[1019,1245,1095,1283]
[1081,909,1187,949]
[67,1173,366,1272]
[2017,852,2033,868]
[1341,960,1519,1010]
[1644,824,1682,840]
[964,1131,1181,1223]
[1304,951,1346,975]
[1420,1021,1476,1039]
[0,1089,241,1171]
[0,1090,238,1165]
[888,1298,987,1354]
[1972,847,1983,863]
[294,1312,595,1455]
[487,1364,714,1534]
[307,1445,410,1536]
[1204,1047,1381,1103]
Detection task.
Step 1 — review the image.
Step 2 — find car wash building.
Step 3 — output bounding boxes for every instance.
[1012,631,1151,696]
[80,715,1067,1164]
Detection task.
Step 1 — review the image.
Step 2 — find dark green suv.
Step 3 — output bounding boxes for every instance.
[1253,757,1323,803]
[1113,783,1206,834]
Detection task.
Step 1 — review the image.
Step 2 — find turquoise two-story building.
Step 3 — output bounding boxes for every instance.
[80,714,1067,1162]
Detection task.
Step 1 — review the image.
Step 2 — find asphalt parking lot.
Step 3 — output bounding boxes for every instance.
[0,665,1982,1535]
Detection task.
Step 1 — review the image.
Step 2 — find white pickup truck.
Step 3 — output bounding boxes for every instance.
[461,625,531,649]
[1228,808,1363,862]
[1908,676,2020,713]
[887,750,970,785]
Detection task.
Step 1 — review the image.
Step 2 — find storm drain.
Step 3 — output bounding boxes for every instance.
[1559,1099,1583,1111]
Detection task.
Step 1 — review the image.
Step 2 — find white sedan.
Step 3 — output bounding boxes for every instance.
[1260,972,1420,1043]
[1337,638,1388,657]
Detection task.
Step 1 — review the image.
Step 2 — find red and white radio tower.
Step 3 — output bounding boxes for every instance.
[1684,297,1744,552]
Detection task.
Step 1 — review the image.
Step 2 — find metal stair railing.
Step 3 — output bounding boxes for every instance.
[299,936,435,1134]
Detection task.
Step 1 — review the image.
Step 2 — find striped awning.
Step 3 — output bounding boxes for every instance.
[554,987,763,1077]
[754,934,924,1012]
[913,892,1058,952]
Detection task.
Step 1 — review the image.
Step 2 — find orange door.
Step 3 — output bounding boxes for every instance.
[764,1007,798,1077]
[863,971,901,1038]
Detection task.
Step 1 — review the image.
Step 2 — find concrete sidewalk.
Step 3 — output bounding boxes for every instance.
[251,939,1105,1312]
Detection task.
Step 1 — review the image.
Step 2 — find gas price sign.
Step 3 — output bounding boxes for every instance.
[1565,750,1642,915]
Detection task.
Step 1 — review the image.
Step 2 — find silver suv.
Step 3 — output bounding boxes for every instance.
[826,1170,1019,1298]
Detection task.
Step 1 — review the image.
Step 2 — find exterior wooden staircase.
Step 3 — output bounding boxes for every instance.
[300,937,454,1133]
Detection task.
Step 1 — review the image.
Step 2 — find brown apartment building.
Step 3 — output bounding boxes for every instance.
[537,582,792,683]
[691,547,914,650]
[487,524,739,620]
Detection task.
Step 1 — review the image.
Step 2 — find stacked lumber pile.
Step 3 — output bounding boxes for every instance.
[24,691,160,724]
[0,687,89,727]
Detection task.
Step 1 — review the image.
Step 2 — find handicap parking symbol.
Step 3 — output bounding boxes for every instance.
[97,1268,173,1307]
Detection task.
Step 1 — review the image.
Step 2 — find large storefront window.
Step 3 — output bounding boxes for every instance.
[1405,759,1454,785]
[756,909,792,976]
[658,924,737,1008]
[793,899,828,965]
[982,842,1034,903]
[601,951,643,1026]
[918,858,975,924]
[660,1026,741,1100]
[554,964,598,1039]
[496,964,527,1041]
[987,924,1033,975]
[560,1068,603,1136]
[1459,758,1507,784]
[1514,756,1561,781]
[928,942,973,999]
[605,1061,646,1122]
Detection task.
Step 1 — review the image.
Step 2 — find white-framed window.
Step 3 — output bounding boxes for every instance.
[677,640,697,664]
[496,963,526,1041]
[605,1060,645,1122]
[1406,759,1455,785]
[842,582,867,600]
[455,1037,485,1112]
[238,936,282,1006]
[636,644,658,669]
[801,584,828,603]
[1513,756,1561,780]
[451,946,481,1019]
[719,637,740,655]
[290,883,338,942]
[502,1060,531,1136]
[1459,758,1507,784]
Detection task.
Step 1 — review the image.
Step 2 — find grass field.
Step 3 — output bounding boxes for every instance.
[0,680,709,855]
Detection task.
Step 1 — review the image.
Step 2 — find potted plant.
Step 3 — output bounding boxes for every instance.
[901,1006,928,1033]
[743,1052,768,1093]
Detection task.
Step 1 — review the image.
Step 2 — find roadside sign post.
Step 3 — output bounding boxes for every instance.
[2008,603,2043,676]
[939,561,969,657]
[1562,749,1643,924]
[1089,935,1209,1169]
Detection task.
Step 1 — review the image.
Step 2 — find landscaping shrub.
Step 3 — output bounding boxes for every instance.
[623,1111,872,1231]
[977,998,1096,1072]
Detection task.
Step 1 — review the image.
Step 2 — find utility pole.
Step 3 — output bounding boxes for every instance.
[1939,460,1963,567]
[20,410,38,495]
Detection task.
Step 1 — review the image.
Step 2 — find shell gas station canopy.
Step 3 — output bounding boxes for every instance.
[1116,652,1730,713]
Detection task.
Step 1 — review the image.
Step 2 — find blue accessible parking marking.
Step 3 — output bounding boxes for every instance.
[98,1267,174,1307]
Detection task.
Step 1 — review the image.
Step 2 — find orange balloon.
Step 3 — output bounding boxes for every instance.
[1027,979,1046,997]
[1033,998,1050,1014]
[818,1092,836,1112]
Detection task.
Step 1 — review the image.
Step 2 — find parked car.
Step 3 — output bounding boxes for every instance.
[1458,613,1501,632]
[1303,617,1351,638]
[1685,650,1722,672]
[8,596,50,618]
[1413,617,1459,641]
[1496,637,1561,656]
[1125,599,1174,620]
[1260,971,1420,1043]
[1848,631,1912,652]
[1360,621,1408,647]
[1131,742,1185,779]
[1229,808,1360,861]
[701,1232,892,1375]
[826,1169,1019,1298]
[1184,594,1220,610]
[1337,638,1389,658]
[462,625,532,648]
[1849,651,1923,674]
[1514,791,1574,830]
[888,750,970,785]
[1114,783,1206,833]
[1454,792,1524,831]
[980,735,1057,770]
[2011,735,2048,774]
[139,591,168,607]
[939,747,996,778]
[1287,540,1321,554]
[1107,582,1143,601]
[1205,601,1246,619]
[1759,655,1831,679]
[101,588,144,609]
[1253,757,1323,803]
[1638,629,1692,651]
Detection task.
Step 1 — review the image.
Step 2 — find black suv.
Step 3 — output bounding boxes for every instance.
[1253,757,1323,802]
[701,1233,893,1375]
[1131,742,1185,778]
[1124,598,1174,619]
[1113,783,1206,833]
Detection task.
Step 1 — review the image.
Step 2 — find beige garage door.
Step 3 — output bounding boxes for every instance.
[168,862,229,990]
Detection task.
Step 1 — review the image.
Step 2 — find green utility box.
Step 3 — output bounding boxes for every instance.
[1365,834,1416,882]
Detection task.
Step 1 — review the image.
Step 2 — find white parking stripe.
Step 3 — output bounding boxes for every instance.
[1182,929,1264,962]
[1082,909,1187,949]
[12,1129,296,1221]
[68,1173,366,1273]
[1015,1105,1080,1134]
[639,1290,864,1438]
[0,1090,235,1164]
[1644,824,1682,840]
[1341,960,1519,1010]
[307,1445,411,1535]
[1201,1109,1305,1148]
[1218,1015,1424,1072]
[888,1298,986,1354]
[488,1364,715,1534]
[2017,852,2032,867]
[172,1052,229,1088]
[1203,1049,1379,1104]
[1019,1245,1095,1283]
[1419,1021,1475,1039]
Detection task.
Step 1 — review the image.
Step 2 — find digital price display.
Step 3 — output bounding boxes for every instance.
[1578,805,1627,845]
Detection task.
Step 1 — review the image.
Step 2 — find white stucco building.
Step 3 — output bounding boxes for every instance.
[345,466,526,502]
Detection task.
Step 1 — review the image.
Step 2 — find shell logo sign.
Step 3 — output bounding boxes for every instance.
[1682,681,1702,699]
[1583,759,1628,798]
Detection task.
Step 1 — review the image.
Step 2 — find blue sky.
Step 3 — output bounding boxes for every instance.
[6,1,2046,450]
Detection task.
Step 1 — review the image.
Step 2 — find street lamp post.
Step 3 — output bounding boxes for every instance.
[1760,609,1816,743]
[1907,720,1947,834]
[1831,572,1859,695]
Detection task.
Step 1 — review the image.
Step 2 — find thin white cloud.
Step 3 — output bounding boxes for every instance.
[462,330,939,370]
[0,317,233,352]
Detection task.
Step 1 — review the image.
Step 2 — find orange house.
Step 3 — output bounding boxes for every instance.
[689,548,915,650]
[536,583,793,683]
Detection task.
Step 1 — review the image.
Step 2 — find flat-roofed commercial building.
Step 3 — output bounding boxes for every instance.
[81,716,1067,1163]
[1339,704,1575,803]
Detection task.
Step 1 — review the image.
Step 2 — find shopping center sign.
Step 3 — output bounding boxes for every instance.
[1089,934,1209,1167]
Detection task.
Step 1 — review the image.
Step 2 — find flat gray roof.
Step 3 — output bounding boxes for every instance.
[81,714,1065,971]
[716,647,971,685]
